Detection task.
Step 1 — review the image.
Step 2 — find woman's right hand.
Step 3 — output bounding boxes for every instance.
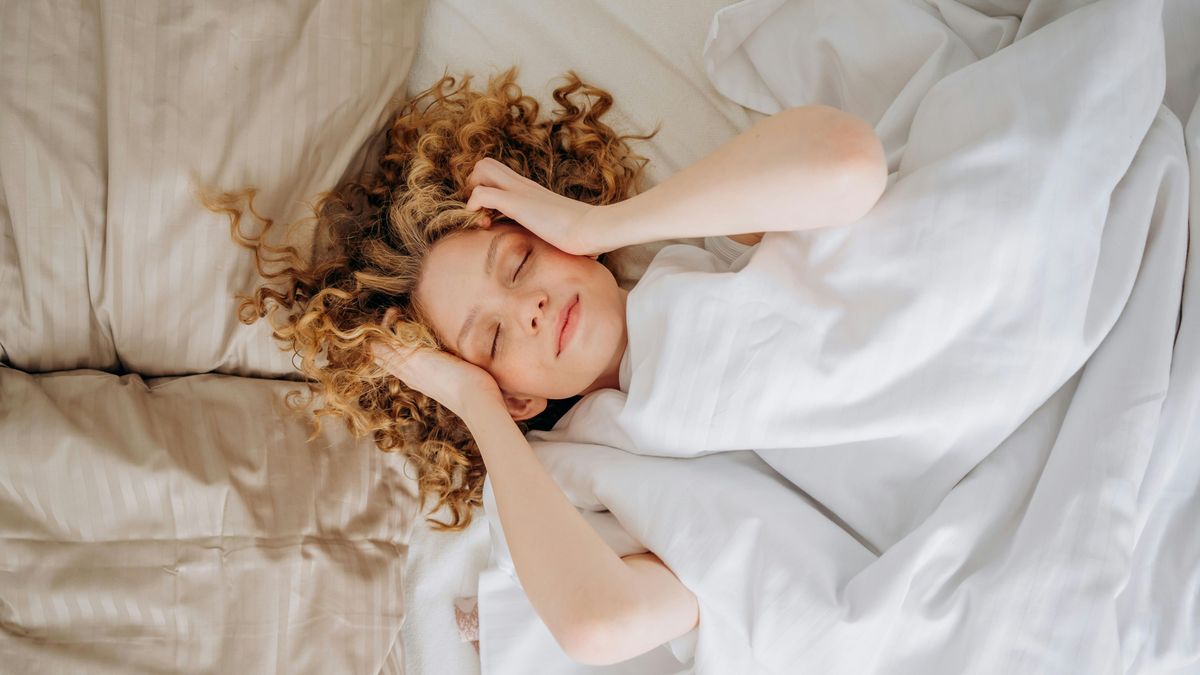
[464,158,609,257]
[370,315,504,420]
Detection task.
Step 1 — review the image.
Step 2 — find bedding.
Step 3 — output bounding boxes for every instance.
[4,0,1196,673]
[0,1,427,673]
[0,0,766,672]
[473,0,1200,672]
[576,0,1168,550]
[400,506,491,675]
[0,0,425,379]
[1,0,762,671]
[0,368,417,673]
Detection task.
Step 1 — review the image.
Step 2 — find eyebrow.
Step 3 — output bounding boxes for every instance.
[455,230,512,355]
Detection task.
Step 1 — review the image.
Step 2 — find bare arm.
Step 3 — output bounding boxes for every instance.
[591,105,887,250]
[463,396,699,666]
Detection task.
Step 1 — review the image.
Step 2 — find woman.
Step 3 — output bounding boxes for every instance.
[212,68,886,666]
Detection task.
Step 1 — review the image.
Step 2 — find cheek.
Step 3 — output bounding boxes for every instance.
[542,247,591,274]
[491,346,542,389]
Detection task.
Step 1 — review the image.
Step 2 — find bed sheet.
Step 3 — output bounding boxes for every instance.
[1114,80,1200,675]
[400,508,491,675]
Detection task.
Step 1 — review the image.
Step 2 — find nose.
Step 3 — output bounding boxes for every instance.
[517,290,549,336]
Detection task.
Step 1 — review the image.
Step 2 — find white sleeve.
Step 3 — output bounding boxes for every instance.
[702,235,754,268]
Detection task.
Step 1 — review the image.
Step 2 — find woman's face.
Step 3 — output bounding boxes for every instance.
[415,223,628,416]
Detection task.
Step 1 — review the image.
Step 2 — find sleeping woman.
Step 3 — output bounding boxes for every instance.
[208,68,886,666]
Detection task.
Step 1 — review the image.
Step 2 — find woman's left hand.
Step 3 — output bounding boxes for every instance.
[464,158,609,257]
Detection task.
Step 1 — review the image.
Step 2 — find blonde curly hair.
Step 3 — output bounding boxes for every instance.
[204,67,657,530]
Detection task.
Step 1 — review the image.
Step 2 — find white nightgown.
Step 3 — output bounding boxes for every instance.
[476,236,751,674]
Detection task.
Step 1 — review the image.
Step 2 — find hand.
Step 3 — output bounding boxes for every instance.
[370,317,504,420]
[465,158,608,257]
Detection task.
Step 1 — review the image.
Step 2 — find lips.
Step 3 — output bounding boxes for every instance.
[556,294,579,357]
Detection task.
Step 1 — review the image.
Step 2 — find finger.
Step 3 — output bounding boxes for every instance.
[465,185,515,220]
[485,157,536,186]
[372,348,419,384]
[465,166,483,193]
[369,342,393,366]
[370,340,409,365]
[466,158,503,193]
[471,158,536,198]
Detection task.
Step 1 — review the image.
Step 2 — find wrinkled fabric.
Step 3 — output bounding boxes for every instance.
[478,0,1200,672]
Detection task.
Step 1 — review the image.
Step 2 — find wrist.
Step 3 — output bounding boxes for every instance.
[584,202,631,254]
[458,386,506,425]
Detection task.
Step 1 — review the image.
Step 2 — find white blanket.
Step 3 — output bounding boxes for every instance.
[477,0,1200,672]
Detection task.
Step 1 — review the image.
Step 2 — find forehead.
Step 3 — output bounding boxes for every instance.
[416,225,515,352]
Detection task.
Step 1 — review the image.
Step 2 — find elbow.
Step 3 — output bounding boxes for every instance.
[557,615,623,666]
[547,555,699,666]
[792,104,889,226]
[556,611,641,667]
[831,112,889,224]
[848,138,889,219]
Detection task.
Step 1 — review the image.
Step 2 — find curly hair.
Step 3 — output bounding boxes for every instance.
[202,67,658,530]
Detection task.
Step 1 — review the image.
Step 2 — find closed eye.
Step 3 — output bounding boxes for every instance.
[513,249,531,282]
[493,248,532,359]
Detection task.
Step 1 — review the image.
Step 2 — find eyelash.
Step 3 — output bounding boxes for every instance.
[491,248,533,358]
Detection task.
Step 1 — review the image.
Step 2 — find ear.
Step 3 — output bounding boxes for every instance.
[503,393,548,422]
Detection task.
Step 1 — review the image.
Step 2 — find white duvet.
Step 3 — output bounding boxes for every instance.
[476,0,1200,673]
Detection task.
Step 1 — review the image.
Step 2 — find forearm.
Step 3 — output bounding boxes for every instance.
[592,105,887,250]
[463,398,672,659]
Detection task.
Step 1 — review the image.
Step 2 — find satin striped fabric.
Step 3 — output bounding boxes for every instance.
[0,1,426,672]
[0,367,419,673]
[0,0,425,379]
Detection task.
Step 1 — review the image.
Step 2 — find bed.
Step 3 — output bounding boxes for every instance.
[1,0,1197,674]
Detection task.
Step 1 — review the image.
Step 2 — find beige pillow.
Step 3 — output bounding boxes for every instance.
[0,366,418,673]
[0,0,426,379]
